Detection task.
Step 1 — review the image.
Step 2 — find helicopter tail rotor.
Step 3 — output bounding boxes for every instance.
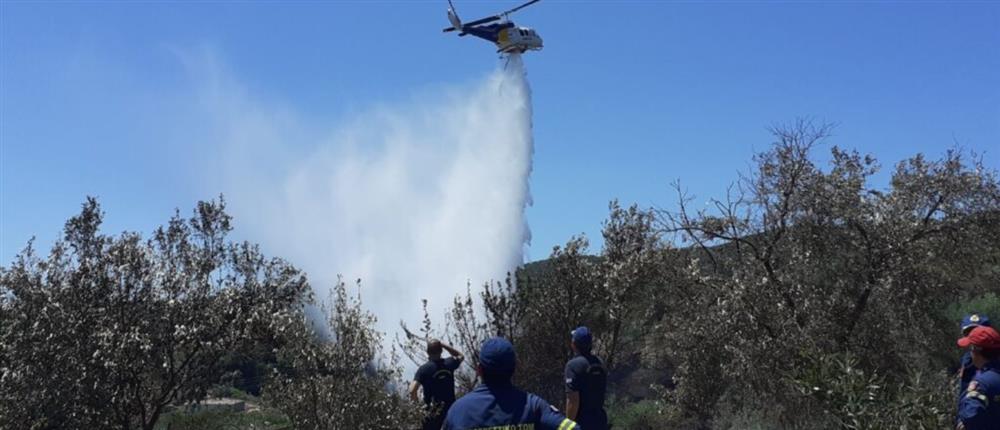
[444,0,463,32]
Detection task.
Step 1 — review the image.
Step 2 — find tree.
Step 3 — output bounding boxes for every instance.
[395,239,605,404]
[512,203,665,404]
[596,200,664,372]
[0,197,309,430]
[397,275,523,393]
[514,236,602,402]
[656,120,1000,427]
[264,278,421,429]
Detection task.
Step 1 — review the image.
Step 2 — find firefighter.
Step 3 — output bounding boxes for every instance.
[956,325,1000,430]
[444,337,579,430]
[564,326,608,430]
[410,340,464,430]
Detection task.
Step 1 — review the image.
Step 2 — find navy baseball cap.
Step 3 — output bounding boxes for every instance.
[962,314,992,333]
[571,326,592,348]
[479,337,516,374]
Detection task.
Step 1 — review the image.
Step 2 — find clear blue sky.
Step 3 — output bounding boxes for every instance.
[2,0,998,264]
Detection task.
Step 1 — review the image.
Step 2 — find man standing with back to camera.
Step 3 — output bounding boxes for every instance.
[444,337,580,430]
[564,326,608,430]
[410,339,464,430]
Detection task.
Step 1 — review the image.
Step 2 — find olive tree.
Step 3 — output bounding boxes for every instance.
[511,202,665,404]
[265,278,422,429]
[397,275,523,393]
[595,201,664,372]
[0,197,309,430]
[656,120,1000,428]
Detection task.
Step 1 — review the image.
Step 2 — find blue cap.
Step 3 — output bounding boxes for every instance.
[962,314,992,333]
[571,326,593,349]
[479,337,516,374]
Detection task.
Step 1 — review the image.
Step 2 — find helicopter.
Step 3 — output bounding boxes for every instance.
[443,0,543,54]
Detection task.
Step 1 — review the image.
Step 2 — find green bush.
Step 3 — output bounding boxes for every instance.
[206,386,258,403]
[153,408,290,430]
[946,293,1000,329]
[788,352,951,429]
[606,397,696,430]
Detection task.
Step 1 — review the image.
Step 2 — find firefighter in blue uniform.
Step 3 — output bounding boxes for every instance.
[960,314,992,407]
[444,337,580,430]
[564,326,608,430]
[956,325,1000,430]
[411,339,465,430]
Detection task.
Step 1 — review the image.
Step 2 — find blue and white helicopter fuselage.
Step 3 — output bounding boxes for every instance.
[444,0,544,54]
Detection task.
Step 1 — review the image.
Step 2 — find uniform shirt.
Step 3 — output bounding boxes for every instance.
[958,361,1000,430]
[564,353,608,430]
[960,352,978,408]
[415,357,461,406]
[443,381,579,430]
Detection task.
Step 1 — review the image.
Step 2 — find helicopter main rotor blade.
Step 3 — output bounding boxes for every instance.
[461,14,501,27]
[500,0,541,17]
